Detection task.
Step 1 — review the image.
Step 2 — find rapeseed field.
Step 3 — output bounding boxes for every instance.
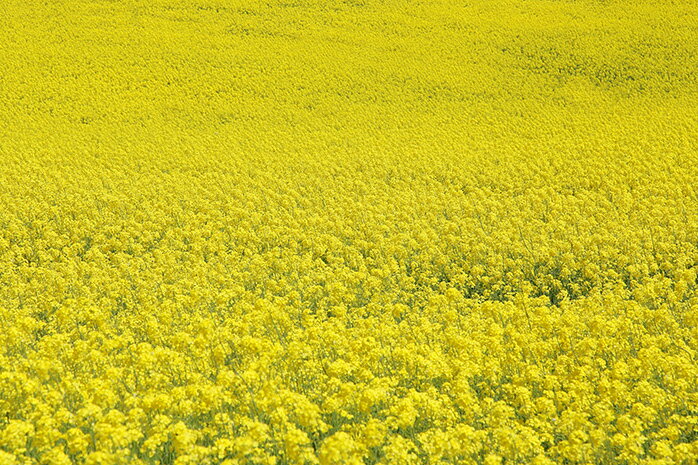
[1,1,697,464]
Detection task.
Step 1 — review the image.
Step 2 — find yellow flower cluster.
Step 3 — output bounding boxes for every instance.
[1,1,697,464]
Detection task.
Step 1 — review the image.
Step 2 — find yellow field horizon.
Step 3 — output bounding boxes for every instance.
[1,1,697,464]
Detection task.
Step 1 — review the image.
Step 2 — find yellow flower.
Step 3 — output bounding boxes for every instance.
[318,432,363,465]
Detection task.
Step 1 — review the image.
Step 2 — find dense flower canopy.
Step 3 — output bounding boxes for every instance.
[1,1,697,464]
